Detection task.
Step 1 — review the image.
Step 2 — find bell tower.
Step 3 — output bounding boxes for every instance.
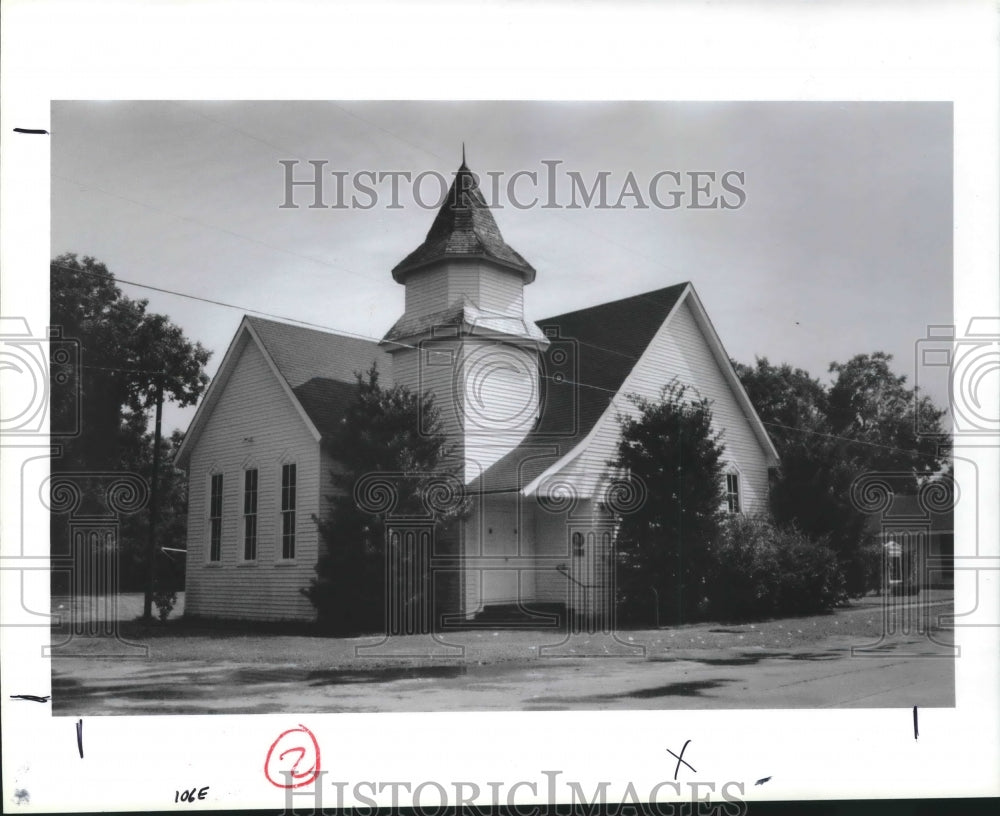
[382,156,548,483]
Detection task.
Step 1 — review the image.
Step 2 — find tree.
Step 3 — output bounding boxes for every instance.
[731,357,829,451]
[51,254,209,470]
[609,380,727,626]
[118,430,190,593]
[828,352,947,477]
[50,254,211,599]
[303,364,466,634]
[734,353,950,597]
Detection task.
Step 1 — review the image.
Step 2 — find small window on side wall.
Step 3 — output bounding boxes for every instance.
[726,472,741,514]
[243,468,258,560]
[209,473,223,561]
[281,463,296,559]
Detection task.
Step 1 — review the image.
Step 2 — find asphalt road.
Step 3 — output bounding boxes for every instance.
[51,596,954,714]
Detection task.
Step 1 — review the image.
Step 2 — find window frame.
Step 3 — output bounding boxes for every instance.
[280,462,297,560]
[242,467,259,561]
[725,471,742,514]
[208,472,224,562]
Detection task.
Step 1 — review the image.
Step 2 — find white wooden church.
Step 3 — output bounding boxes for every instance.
[175,160,779,626]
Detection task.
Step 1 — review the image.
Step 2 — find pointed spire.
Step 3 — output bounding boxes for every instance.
[391,158,536,284]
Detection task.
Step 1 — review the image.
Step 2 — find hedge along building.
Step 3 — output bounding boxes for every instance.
[175,159,780,626]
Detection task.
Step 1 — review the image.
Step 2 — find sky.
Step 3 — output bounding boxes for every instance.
[50,101,953,435]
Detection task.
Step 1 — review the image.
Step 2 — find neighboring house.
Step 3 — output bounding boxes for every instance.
[865,492,954,591]
[176,160,780,624]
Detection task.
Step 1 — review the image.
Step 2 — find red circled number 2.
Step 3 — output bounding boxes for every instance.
[264,724,321,789]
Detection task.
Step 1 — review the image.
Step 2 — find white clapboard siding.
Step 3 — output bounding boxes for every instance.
[185,335,320,621]
[391,339,540,485]
[532,504,575,606]
[551,297,772,513]
[461,340,539,481]
[404,267,450,319]
[390,344,468,478]
[404,262,524,318]
[462,503,483,615]
[389,347,421,393]
[468,264,525,316]
[391,344,464,437]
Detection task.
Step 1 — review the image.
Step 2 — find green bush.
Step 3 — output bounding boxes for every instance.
[706,514,843,620]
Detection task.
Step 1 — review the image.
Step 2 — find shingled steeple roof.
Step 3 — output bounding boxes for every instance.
[391,157,537,284]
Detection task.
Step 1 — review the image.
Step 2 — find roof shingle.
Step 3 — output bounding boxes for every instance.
[470,283,689,493]
[247,317,393,439]
[245,283,690,485]
[391,163,536,283]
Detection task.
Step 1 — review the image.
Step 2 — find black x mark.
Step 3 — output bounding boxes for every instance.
[666,739,696,780]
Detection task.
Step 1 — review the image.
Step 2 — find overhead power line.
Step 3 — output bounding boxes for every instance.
[51,262,941,457]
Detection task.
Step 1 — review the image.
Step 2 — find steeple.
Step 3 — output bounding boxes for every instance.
[391,158,536,284]
[383,154,547,484]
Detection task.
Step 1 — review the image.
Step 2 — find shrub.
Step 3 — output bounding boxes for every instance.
[152,588,178,623]
[706,514,843,620]
[303,364,466,635]
[304,516,385,635]
[610,381,727,627]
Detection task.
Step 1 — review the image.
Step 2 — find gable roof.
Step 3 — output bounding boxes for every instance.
[246,318,393,438]
[391,162,536,284]
[175,317,391,469]
[469,283,689,493]
[470,282,781,494]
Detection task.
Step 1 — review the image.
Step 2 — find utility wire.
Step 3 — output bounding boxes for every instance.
[77,364,166,375]
[52,262,941,456]
[760,420,946,458]
[52,262,415,351]
[54,263,631,393]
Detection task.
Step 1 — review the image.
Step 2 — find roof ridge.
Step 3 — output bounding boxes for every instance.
[537,281,690,325]
[245,314,382,347]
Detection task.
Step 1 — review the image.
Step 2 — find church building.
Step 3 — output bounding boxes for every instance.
[175,159,780,626]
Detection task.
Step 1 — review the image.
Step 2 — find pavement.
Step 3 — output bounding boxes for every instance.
[50,592,955,714]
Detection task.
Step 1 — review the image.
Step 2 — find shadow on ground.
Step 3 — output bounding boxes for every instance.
[52,664,472,715]
[649,649,843,667]
[526,678,734,708]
